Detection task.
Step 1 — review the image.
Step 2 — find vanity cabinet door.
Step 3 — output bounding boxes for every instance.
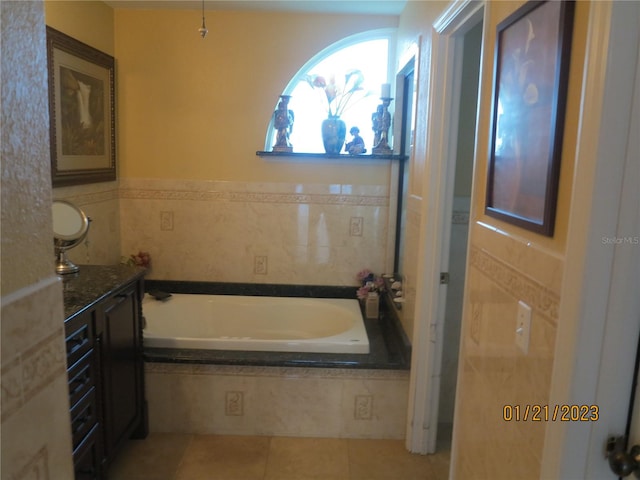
[98,282,146,461]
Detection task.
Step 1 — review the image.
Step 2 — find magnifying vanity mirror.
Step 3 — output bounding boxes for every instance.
[52,200,91,275]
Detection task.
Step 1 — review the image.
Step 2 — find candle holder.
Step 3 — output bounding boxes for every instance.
[272,95,294,153]
[371,97,393,154]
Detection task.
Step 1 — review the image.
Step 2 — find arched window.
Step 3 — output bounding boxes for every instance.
[266,29,394,154]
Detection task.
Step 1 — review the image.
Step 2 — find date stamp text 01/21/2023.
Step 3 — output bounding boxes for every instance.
[503,404,599,422]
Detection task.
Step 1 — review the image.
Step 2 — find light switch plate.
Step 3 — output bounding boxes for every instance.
[515,301,532,354]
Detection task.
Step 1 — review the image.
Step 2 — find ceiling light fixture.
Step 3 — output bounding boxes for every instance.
[198,0,208,39]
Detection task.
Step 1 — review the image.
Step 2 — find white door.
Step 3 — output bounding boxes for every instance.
[606,6,640,474]
[405,0,484,454]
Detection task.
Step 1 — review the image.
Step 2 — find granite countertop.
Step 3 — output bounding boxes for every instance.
[61,264,146,320]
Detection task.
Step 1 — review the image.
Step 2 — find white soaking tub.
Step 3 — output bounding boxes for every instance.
[142,293,370,354]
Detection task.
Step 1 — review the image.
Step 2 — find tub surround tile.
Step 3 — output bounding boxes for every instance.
[54,182,121,266]
[120,182,388,207]
[54,180,119,204]
[138,258,409,441]
[340,377,409,439]
[120,178,389,286]
[146,365,409,439]
[257,376,344,437]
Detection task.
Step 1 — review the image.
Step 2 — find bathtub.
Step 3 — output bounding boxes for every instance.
[142,293,370,354]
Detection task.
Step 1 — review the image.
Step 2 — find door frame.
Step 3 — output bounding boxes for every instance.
[405,0,484,454]
[541,1,640,478]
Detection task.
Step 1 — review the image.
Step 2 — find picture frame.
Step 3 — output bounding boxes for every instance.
[46,26,116,187]
[485,1,575,236]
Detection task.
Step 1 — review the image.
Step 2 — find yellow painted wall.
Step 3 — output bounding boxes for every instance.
[114,9,398,184]
[472,1,588,253]
[44,0,114,55]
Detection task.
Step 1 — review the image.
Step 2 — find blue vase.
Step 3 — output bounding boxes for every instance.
[321,116,347,154]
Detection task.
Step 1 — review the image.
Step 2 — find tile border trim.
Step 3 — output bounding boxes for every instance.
[120,188,389,207]
[469,246,559,322]
[54,188,119,206]
[1,329,66,423]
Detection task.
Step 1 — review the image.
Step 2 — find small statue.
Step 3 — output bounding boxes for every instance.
[345,126,366,155]
[372,98,393,154]
[272,95,294,152]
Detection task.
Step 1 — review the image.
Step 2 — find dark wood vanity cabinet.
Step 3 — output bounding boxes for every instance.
[64,268,148,479]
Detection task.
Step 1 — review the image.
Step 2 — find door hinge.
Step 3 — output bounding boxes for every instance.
[440,272,450,284]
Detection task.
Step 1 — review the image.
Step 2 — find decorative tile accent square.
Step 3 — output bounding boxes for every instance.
[354,395,373,420]
[350,217,364,236]
[225,391,244,416]
[12,446,48,480]
[160,211,174,231]
[254,256,268,275]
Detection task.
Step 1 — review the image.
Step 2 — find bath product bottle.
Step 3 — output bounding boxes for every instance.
[365,291,379,319]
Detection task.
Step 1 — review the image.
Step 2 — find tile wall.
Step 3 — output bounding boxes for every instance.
[1,2,74,478]
[119,179,390,286]
[146,363,409,439]
[1,279,74,479]
[54,181,122,266]
[452,222,561,478]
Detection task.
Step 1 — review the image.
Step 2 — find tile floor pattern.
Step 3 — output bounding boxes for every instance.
[108,433,451,480]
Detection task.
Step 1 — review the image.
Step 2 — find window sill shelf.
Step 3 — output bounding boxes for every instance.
[256,151,407,161]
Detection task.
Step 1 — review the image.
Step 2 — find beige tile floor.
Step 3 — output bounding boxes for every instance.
[108,433,451,480]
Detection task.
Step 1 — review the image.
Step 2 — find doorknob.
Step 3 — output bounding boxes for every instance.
[607,435,640,477]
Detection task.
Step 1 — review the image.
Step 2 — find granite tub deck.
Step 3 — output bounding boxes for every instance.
[143,280,411,370]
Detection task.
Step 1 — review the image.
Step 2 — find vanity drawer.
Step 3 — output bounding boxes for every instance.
[65,310,95,367]
[70,387,98,451]
[67,349,97,408]
[73,422,103,480]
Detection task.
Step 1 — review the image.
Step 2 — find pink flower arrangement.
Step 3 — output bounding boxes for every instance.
[305,69,370,118]
[124,251,151,269]
[356,268,385,300]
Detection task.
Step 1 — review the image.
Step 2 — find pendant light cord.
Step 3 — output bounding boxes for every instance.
[199,0,208,39]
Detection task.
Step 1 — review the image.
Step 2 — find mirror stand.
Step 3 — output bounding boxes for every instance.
[52,200,91,275]
[55,247,80,275]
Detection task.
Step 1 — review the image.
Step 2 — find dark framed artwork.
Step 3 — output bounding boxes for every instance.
[46,27,116,187]
[485,1,575,236]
